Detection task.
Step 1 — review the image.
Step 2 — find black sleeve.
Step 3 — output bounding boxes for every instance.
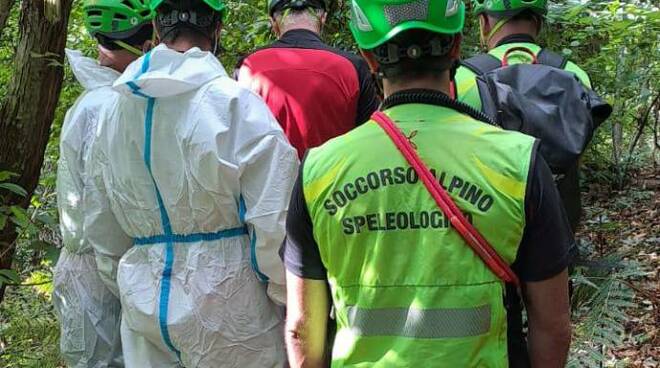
[353,58,380,126]
[512,150,576,282]
[282,161,328,280]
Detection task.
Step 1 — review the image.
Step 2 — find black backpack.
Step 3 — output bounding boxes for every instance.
[460,47,612,230]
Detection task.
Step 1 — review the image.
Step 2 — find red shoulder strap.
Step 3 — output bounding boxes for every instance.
[371,111,520,286]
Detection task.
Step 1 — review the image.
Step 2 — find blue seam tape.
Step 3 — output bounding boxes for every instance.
[141,50,152,74]
[142,96,182,360]
[134,52,181,361]
[239,197,269,283]
[127,81,150,98]
[127,50,153,98]
[250,229,269,283]
[134,227,248,245]
[158,242,180,361]
[238,195,246,223]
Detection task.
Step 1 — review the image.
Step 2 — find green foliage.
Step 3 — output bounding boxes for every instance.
[0,3,20,99]
[569,256,647,367]
[544,0,660,187]
[0,287,62,368]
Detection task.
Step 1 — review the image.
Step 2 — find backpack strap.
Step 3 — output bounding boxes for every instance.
[537,49,568,69]
[460,54,502,76]
[371,111,520,286]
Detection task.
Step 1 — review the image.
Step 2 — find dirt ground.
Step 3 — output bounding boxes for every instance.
[578,165,659,367]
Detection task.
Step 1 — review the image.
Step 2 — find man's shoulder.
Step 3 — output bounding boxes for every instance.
[74,85,118,110]
[63,86,119,128]
[202,76,258,102]
[318,43,366,66]
[241,37,367,71]
[306,120,378,162]
[201,77,283,131]
[563,59,592,88]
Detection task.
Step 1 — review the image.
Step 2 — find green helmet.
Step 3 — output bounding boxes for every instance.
[472,0,547,16]
[83,0,154,38]
[349,0,465,50]
[149,0,226,18]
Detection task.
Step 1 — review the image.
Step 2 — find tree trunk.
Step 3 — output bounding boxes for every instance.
[0,0,73,302]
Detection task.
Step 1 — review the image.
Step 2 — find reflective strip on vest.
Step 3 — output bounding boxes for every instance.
[346,304,491,339]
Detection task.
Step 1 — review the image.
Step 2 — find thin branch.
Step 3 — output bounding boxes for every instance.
[654,107,660,150]
[626,91,660,158]
[4,279,51,287]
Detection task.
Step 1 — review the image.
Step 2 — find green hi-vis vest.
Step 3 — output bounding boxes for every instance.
[455,42,593,110]
[302,103,536,367]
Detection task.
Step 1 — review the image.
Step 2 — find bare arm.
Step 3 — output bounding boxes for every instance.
[285,270,330,368]
[523,269,571,368]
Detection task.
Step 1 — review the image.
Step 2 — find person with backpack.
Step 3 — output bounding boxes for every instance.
[53,1,154,366]
[454,0,612,233]
[84,0,297,366]
[236,0,379,157]
[283,0,574,367]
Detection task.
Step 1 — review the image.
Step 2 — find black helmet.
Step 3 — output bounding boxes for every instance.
[152,0,225,28]
[268,0,326,17]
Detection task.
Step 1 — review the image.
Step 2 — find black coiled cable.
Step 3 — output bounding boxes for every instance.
[380,88,497,127]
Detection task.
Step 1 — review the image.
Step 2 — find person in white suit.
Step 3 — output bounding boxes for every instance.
[53,0,154,366]
[84,0,298,366]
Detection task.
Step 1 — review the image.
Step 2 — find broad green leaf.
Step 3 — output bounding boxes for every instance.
[0,171,18,181]
[0,269,20,285]
[9,206,29,228]
[0,182,28,197]
[45,246,61,265]
[29,240,52,252]
[35,213,57,225]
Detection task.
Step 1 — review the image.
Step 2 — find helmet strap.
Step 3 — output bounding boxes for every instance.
[481,17,509,49]
[275,7,292,30]
[211,26,221,55]
[113,40,144,56]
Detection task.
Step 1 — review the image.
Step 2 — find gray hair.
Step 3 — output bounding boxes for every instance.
[273,8,324,30]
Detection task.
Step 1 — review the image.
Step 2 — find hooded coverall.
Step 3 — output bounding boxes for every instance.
[85,44,298,367]
[53,48,124,368]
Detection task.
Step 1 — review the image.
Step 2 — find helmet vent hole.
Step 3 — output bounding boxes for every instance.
[90,21,102,27]
[87,10,102,17]
[114,12,128,20]
[120,0,133,9]
[384,0,429,26]
[140,9,151,17]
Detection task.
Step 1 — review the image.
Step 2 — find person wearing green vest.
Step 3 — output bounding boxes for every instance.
[282,0,573,367]
[454,0,594,233]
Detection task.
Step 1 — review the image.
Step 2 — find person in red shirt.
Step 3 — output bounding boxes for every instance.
[237,0,379,157]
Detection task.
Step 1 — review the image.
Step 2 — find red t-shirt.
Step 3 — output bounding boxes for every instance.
[237,29,379,157]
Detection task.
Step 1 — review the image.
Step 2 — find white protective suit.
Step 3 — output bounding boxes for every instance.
[53,49,123,368]
[84,44,298,368]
